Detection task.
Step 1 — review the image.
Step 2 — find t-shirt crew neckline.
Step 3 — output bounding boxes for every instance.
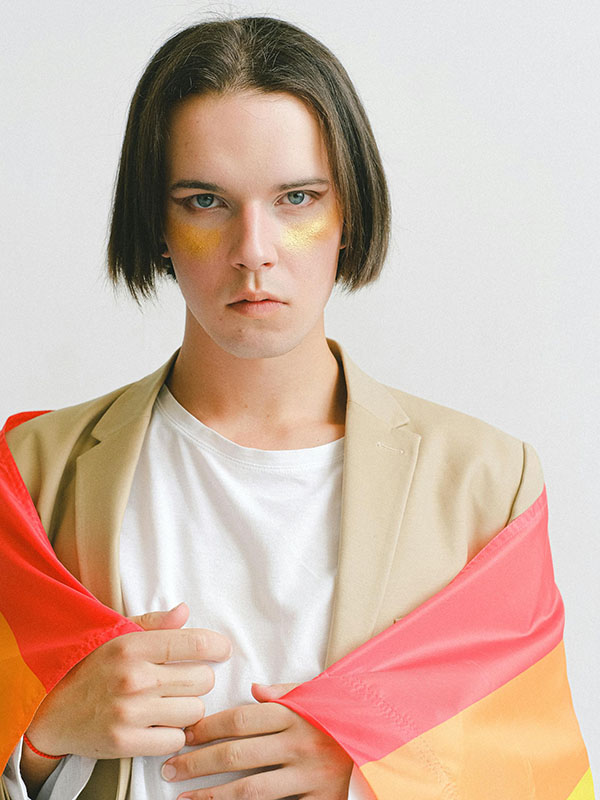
[155,384,345,469]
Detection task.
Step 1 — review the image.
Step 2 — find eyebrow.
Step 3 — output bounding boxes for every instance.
[169,178,330,193]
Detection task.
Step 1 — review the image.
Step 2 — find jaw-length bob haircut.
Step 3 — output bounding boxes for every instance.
[108,16,391,300]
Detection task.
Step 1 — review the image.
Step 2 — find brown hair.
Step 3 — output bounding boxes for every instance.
[108,15,391,299]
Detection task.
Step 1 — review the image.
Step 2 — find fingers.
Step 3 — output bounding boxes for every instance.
[108,662,216,702]
[118,627,232,664]
[153,662,216,697]
[171,767,304,800]
[142,696,206,729]
[110,696,206,731]
[251,681,299,702]
[129,602,189,631]
[162,731,291,782]
[185,702,294,746]
[116,726,187,758]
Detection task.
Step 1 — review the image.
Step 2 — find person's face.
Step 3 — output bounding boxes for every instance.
[162,90,345,360]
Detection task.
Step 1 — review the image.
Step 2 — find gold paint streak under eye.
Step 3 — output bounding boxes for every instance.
[282,209,337,252]
[167,221,221,258]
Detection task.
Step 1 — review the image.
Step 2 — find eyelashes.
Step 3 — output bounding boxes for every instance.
[180,190,319,212]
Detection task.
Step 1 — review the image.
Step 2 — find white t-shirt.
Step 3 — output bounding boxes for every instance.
[5,385,374,799]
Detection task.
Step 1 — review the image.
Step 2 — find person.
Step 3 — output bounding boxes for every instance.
[1,14,589,800]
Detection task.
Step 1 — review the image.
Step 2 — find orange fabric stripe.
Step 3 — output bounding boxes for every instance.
[360,641,591,799]
[0,611,46,770]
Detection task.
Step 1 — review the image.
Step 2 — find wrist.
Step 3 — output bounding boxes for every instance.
[23,733,67,760]
[19,737,64,797]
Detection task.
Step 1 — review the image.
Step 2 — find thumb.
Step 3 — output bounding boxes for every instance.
[129,601,190,631]
[251,682,299,702]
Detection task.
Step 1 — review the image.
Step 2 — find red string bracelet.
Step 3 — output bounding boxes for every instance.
[23,733,66,760]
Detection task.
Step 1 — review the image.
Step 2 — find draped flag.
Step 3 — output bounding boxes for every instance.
[276,483,594,798]
[0,411,594,798]
[0,412,141,772]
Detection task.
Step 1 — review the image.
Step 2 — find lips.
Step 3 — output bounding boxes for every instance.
[228,291,282,304]
[227,294,286,317]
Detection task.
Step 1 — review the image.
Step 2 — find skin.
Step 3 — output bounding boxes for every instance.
[20,605,232,795]
[161,90,353,798]
[21,90,354,799]
[163,89,348,450]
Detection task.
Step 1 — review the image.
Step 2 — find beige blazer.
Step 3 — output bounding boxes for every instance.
[3,340,544,800]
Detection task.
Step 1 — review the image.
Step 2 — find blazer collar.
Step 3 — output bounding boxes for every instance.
[328,339,410,427]
[75,342,420,662]
[74,355,178,611]
[325,340,420,664]
[90,354,179,441]
[87,340,411,442]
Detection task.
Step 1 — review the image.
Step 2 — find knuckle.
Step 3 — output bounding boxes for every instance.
[112,670,141,696]
[234,779,261,800]
[137,612,155,629]
[108,635,130,661]
[231,707,250,736]
[193,631,208,655]
[111,699,133,726]
[105,725,129,756]
[221,741,243,771]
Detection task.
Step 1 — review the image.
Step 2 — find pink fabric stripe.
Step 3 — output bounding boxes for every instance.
[278,487,565,765]
[0,412,141,690]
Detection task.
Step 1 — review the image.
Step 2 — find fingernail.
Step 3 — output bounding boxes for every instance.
[161,763,177,781]
[185,729,194,744]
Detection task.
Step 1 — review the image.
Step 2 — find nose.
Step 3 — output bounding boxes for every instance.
[228,203,277,272]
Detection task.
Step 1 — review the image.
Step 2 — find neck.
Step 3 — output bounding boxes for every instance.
[166,320,346,449]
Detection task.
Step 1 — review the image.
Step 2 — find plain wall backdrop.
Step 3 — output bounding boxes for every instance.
[2,0,599,774]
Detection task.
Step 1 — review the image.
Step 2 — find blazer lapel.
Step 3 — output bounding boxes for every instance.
[74,355,177,612]
[325,342,421,666]
[72,343,418,666]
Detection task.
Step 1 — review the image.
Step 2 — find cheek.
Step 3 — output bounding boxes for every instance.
[281,208,341,254]
[166,220,222,259]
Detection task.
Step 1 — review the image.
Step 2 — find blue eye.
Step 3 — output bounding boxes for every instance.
[191,194,216,208]
[287,191,307,205]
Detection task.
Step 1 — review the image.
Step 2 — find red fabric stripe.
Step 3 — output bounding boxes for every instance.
[0,412,140,693]
[278,487,565,765]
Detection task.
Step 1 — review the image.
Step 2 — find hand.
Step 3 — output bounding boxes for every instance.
[25,603,232,760]
[160,681,354,800]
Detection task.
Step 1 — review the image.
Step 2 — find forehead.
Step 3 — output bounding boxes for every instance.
[165,90,331,184]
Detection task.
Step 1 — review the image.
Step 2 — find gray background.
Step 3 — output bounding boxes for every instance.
[2,0,598,775]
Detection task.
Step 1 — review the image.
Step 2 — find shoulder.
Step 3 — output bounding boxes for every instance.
[4,382,136,512]
[6,382,135,463]
[334,339,545,522]
[385,382,544,523]
[390,382,520,453]
[5,355,176,501]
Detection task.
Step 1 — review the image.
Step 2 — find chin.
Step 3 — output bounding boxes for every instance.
[211,329,308,361]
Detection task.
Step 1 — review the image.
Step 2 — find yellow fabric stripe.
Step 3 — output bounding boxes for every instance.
[360,641,592,799]
[568,768,595,800]
[0,612,46,771]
